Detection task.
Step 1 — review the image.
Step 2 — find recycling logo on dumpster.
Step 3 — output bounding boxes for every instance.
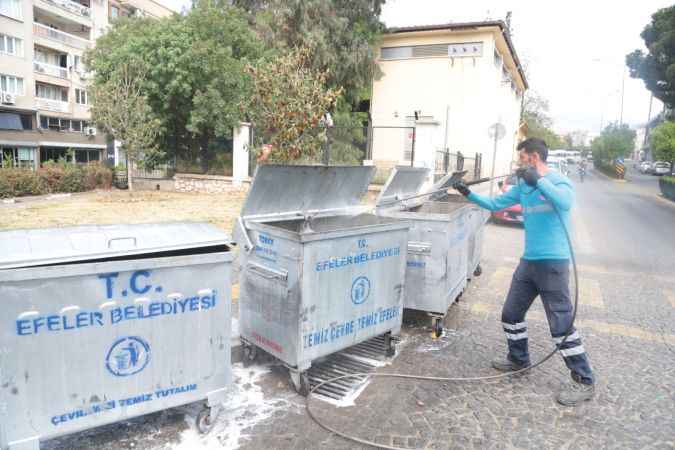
[351,276,371,305]
[106,336,151,377]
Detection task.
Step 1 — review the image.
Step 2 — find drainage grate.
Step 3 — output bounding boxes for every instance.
[307,335,394,401]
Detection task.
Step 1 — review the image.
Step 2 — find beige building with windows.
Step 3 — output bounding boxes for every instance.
[369,21,528,183]
[0,0,173,169]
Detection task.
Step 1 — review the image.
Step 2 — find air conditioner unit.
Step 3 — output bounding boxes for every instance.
[1,93,16,105]
[85,126,97,136]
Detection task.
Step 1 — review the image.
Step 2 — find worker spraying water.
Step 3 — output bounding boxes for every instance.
[452,137,596,406]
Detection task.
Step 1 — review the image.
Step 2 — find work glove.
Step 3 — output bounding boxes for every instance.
[516,166,541,187]
[452,181,471,197]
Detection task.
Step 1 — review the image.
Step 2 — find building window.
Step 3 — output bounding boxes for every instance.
[110,4,119,18]
[380,42,484,60]
[41,147,100,164]
[74,149,100,163]
[0,0,22,20]
[493,49,502,69]
[39,115,87,133]
[36,83,68,102]
[1,147,36,169]
[502,66,511,83]
[75,88,88,105]
[0,74,24,95]
[0,33,23,57]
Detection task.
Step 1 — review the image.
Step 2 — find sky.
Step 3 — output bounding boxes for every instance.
[158,0,670,134]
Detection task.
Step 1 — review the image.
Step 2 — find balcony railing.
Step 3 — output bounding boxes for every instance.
[33,22,91,50]
[36,0,91,20]
[36,98,70,113]
[33,61,69,79]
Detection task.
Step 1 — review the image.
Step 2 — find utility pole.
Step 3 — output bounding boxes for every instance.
[643,93,654,150]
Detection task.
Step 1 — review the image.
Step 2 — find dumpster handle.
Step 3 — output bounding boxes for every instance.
[237,217,255,255]
[407,241,432,254]
[107,237,137,248]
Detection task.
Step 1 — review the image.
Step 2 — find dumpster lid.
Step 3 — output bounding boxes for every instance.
[375,166,430,208]
[241,165,376,220]
[427,170,467,201]
[0,222,231,270]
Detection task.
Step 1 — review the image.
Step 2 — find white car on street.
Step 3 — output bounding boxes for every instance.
[652,161,671,176]
[640,161,653,174]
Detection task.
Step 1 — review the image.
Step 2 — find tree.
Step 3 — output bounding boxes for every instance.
[86,2,263,172]
[651,121,675,170]
[521,90,564,149]
[591,122,636,163]
[89,63,160,192]
[235,0,386,107]
[626,5,675,109]
[244,47,342,162]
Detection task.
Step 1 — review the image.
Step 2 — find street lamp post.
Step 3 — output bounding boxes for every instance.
[592,58,626,128]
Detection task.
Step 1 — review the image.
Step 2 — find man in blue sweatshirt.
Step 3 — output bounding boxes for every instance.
[453,138,595,406]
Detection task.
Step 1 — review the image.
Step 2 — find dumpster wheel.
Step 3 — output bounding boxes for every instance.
[290,370,311,397]
[196,405,217,434]
[242,342,258,368]
[473,264,483,277]
[431,317,444,339]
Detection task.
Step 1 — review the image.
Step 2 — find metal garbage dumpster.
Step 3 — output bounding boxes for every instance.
[375,167,485,336]
[233,165,410,394]
[0,223,233,450]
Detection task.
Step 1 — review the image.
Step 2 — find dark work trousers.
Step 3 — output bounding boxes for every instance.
[502,259,595,385]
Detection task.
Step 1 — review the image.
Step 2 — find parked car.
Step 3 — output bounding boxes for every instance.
[492,175,523,225]
[640,161,653,174]
[652,161,671,176]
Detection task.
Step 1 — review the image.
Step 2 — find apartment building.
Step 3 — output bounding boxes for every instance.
[369,21,528,183]
[0,0,173,169]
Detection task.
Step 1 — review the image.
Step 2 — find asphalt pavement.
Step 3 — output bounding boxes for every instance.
[43,166,675,450]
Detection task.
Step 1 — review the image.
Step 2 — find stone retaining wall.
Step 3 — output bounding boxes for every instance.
[174,173,250,193]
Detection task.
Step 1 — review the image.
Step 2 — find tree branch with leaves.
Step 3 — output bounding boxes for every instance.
[243,46,342,163]
[89,62,161,191]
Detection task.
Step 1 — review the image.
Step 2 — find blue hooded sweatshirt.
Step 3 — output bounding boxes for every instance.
[467,171,573,261]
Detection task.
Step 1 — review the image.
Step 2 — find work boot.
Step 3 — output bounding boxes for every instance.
[491,357,530,372]
[556,378,595,406]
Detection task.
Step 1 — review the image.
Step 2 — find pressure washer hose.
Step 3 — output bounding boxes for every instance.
[305,184,580,450]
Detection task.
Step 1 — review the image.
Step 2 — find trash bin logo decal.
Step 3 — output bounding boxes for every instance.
[106,336,151,377]
[351,276,371,305]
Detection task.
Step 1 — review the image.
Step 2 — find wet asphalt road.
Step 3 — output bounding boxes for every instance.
[573,165,675,275]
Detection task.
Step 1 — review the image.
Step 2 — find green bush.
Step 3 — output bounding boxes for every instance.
[83,163,113,191]
[0,169,46,198]
[0,163,113,198]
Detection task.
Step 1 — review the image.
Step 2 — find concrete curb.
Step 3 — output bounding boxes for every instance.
[593,168,627,183]
[653,193,675,210]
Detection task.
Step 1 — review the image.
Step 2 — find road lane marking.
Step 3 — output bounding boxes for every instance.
[667,290,675,308]
[577,278,604,309]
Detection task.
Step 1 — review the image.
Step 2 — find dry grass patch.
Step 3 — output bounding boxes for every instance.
[0,190,247,233]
